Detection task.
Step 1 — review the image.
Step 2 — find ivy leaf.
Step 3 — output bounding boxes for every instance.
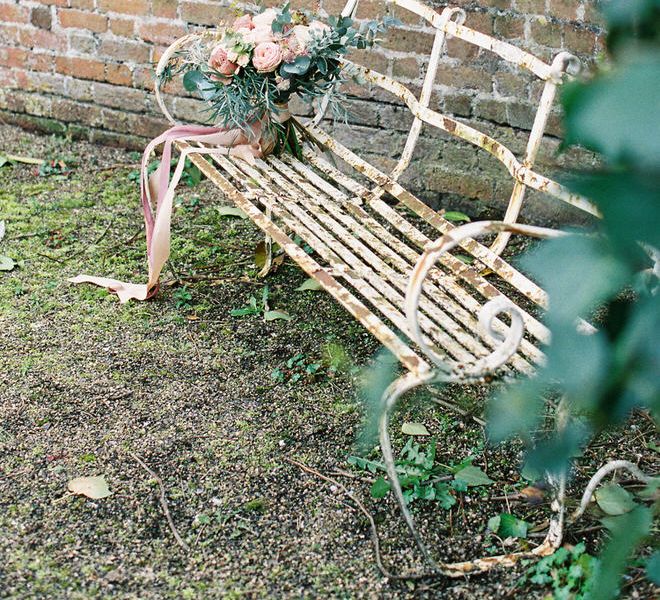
[67,475,112,499]
[489,512,529,538]
[595,483,636,515]
[453,465,494,487]
[370,476,391,498]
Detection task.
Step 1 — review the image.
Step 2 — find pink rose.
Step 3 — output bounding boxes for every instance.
[252,41,282,73]
[242,26,275,45]
[252,8,277,28]
[232,14,254,31]
[282,36,306,63]
[208,45,238,78]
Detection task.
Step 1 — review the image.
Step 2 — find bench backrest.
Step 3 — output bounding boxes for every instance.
[338,0,599,254]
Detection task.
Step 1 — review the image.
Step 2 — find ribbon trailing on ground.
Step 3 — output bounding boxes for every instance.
[69,122,274,303]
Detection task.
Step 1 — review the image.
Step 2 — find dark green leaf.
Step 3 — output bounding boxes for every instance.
[371,476,391,498]
[595,483,636,515]
[453,465,494,487]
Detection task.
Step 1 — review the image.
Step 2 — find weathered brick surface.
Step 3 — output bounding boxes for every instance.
[0,0,604,218]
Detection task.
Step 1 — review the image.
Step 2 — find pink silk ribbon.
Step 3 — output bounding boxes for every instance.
[69,123,266,303]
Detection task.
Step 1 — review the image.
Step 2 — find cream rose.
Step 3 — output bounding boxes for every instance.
[291,20,330,48]
[252,41,283,73]
[252,8,277,28]
[242,26,275,45]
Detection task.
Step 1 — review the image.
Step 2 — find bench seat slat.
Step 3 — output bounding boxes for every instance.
[181,135,551,377]
[266,155,542,370]
[219,152,491,367]
[299,151,550,347]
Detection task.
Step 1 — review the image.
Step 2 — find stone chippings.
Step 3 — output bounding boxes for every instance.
[0,125,657,599]
[0,0,604,218]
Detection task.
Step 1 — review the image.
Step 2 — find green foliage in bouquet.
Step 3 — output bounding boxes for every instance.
[159,2,398,156]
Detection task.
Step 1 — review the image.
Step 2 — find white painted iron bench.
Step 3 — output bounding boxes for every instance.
[155,0,603,577]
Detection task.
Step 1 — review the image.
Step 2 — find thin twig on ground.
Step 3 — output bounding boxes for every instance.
[129,451,190,552]
[285,457,431,581]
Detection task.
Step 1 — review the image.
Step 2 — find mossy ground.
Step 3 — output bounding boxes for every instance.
[0,125,656,599]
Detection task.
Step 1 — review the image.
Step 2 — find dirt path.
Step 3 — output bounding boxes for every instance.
[0,125,655,599]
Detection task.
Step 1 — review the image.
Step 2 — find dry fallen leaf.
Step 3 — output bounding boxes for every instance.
[67,475,112,499]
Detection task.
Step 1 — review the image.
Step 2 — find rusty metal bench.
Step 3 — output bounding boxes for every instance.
[155,0,600,577]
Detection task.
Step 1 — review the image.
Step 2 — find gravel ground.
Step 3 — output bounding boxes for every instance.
[0,124,656,599]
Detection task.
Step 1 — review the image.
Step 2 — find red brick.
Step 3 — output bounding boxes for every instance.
[138,21,187,45]
[70,0,95,8]
[105,63,132,86]
[381,28,436,54]
[0,3,30,24]
[99,38,149,63]
[0,23,21,45]
[98,0,150,15]
[547,0,577,21]
[55,56,105,81]
[31,6,53,30]
[180,1,234,26]
[19,28,66,52]
[152,0,179,19]
[109,17,135,37]
[58,9,109,33]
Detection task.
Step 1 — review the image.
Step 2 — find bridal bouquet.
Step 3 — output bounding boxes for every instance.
[158,2,397,156]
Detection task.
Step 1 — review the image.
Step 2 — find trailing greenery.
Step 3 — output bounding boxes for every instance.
[349,436,494,507]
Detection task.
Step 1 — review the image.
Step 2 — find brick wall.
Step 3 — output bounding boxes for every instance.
[0,0,605,220]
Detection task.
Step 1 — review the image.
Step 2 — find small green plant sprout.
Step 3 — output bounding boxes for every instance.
[173,286,193,310]
[270,352,330,384]
[128,157,203,188]
[348,436,493,507]
[230,286,291,322]
[517,543,598,599]
[38,157,73,178]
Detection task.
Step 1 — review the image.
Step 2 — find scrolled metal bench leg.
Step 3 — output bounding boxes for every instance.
[378,370,567,577]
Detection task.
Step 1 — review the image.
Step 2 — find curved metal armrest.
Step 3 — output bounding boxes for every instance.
[405,221,565,379]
